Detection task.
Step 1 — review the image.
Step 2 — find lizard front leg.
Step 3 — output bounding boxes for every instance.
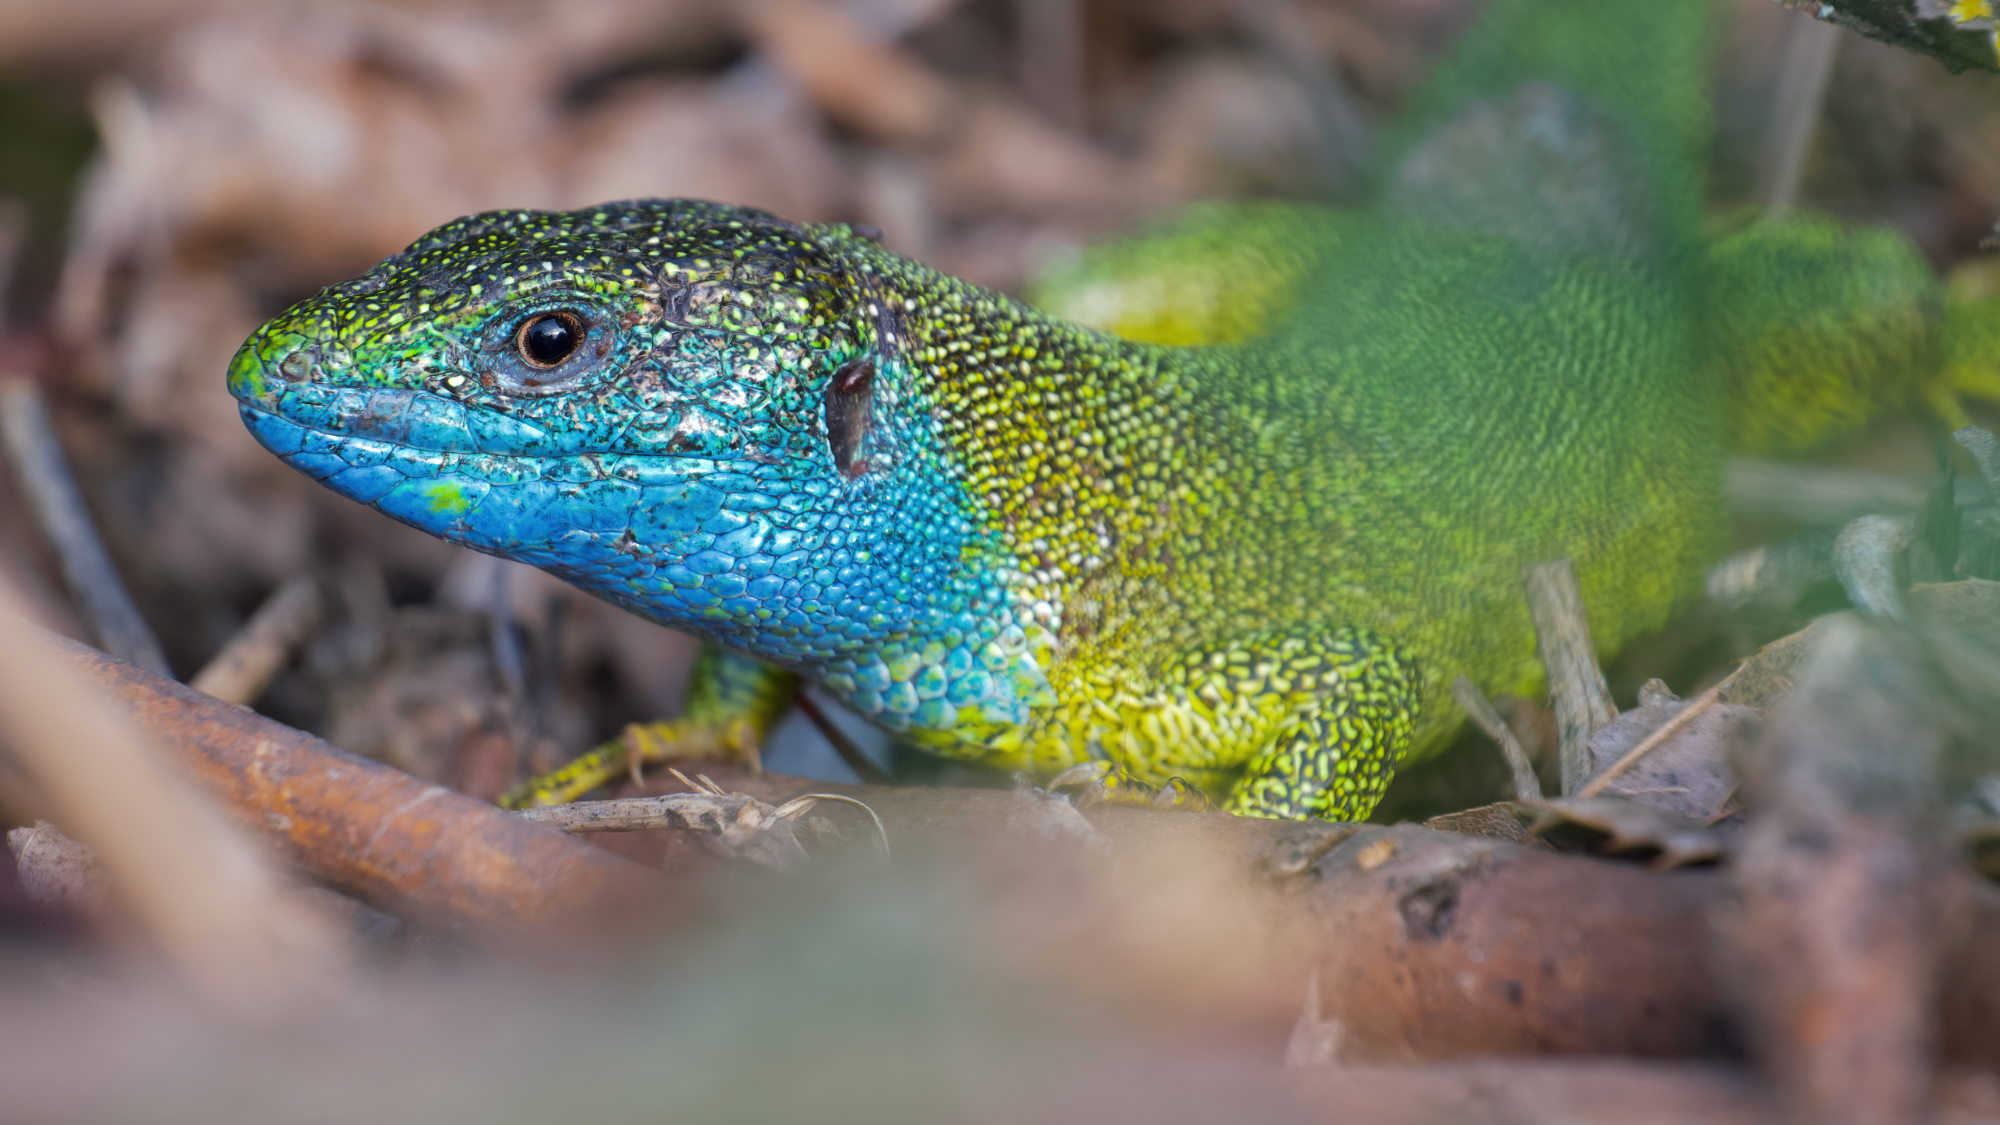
[1219,630,1422,820]
[1046,628,1422,821]
[499,646,796,809]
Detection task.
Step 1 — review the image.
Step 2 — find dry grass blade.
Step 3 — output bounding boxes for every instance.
[772,793,892,861]
[1757,12,1840,216]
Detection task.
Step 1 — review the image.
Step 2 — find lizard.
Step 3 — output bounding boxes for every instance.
[227,0,1729,821]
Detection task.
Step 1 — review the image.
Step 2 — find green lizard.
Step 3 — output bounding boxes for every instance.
[229,0,1732,820]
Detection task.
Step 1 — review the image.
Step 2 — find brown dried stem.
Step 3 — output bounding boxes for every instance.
[188,574,320,705]
[1452,673,1543,801]
[1523,558,1617,795]
[0,377,171,676]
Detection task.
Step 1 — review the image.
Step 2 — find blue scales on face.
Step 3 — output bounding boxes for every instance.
[228,200,1061,755]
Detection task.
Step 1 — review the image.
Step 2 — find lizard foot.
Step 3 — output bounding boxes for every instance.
[497,717,758,810]
[1047,762,1213,812]
[498,646,798,809]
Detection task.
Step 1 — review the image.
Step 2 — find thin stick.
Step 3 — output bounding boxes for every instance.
[189,575,320,705]
[0,198,24,337]
[517,792,766,834]
[0,377,171,676]
[1452,674,1543,802]
[793,689,892,785]
[1578,670,1738,799]
[1758,13,1841,217]
[1523,558,1617,796]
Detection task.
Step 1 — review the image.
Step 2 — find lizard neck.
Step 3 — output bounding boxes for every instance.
[733,241,1243,744]
[848,243,1234,638]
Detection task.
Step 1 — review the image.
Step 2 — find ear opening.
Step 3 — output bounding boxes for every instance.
[824,356,876,477]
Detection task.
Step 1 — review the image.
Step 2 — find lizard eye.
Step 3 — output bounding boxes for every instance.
[516,312,583,368]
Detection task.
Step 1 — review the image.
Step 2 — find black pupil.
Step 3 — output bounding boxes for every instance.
[521,315,579,366]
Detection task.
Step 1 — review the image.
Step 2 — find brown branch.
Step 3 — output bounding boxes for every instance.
[47,622,2000,1066]
[50,632,678,939]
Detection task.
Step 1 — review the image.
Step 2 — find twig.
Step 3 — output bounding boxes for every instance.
[188,575,320,705]
[515,782,891,868]
[1522,558,1617,796]
[34,643,2000,1066]
[0,198,24,336]
[0,377,171,676]
[1452,674,1543,802]
[1014,0,1085,133]
[1758,12,1840,217]
[793,688,892,785]
[516,791,771,834]
[1577,670,1738,799]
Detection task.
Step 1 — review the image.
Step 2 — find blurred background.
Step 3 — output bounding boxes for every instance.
[0,0,1997,810]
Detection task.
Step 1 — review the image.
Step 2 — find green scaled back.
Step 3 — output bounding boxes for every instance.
[1944,257,2000,411]
[1027,203,1351,347]
[1702,210,1943,455]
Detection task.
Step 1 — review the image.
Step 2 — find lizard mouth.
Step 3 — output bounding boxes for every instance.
[228,342,731,550]
[227,338,574,457]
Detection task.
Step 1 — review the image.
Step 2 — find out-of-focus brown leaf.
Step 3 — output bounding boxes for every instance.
[1582,700,1757,821]
[5,820,106,915]
[1525,796,1735,870]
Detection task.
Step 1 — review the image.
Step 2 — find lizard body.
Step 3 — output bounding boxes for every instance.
[229,0,1725,819]
[1033,207,1954,459]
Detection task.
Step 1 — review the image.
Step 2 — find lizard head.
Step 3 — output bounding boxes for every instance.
[227,199,994,669]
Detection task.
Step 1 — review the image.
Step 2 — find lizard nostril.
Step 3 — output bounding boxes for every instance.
[277,352,314,383]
